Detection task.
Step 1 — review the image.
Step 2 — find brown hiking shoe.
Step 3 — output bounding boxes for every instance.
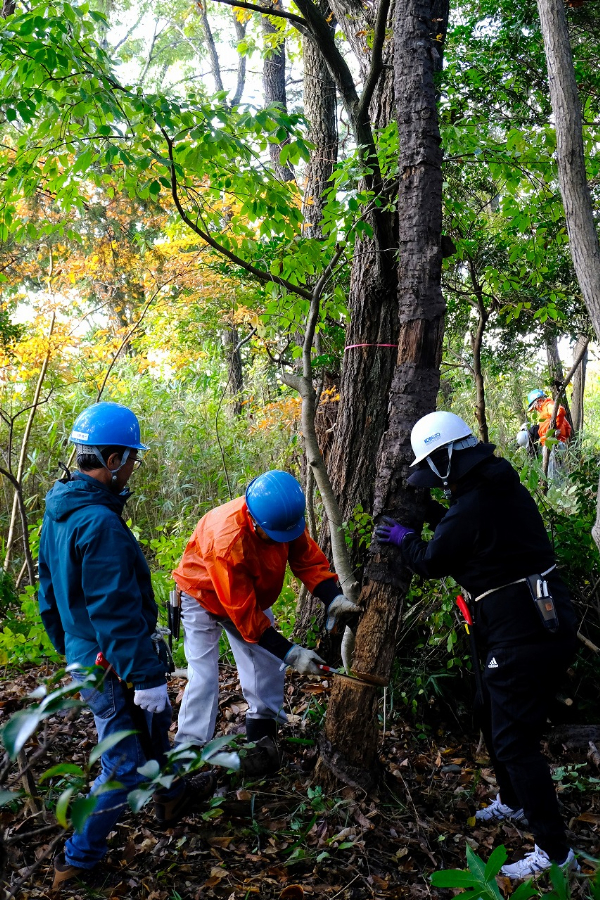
[153,770,217,824]
[52,853,86,890]
[239,736,281,778]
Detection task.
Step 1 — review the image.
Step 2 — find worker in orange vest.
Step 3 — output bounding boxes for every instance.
[518,390,572,456]
[172,470,359,775]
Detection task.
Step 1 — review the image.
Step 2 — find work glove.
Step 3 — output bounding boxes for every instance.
[134,683,168,714]
[284,644,327,676]
[325,595,361,633]
[516,425,529,448]
[374,516,414,547]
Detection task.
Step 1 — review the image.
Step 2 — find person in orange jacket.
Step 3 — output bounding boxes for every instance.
[172,470,359,774]
[528,389,572,445]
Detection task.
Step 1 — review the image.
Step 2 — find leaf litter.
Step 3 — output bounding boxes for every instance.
[2,663,599,899]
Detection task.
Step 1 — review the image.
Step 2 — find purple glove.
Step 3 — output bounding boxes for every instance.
[375,516,414,547]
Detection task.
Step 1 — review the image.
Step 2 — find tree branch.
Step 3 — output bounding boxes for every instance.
[542,336,590,477]
[211,0,308,28]
[355,0,390,125]
[163,129,313,300]
[196,2,224,93]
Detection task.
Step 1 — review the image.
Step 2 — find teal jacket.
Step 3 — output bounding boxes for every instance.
[38,473,165,689]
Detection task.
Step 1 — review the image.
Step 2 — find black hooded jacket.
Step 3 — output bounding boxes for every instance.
[401,455,578,650]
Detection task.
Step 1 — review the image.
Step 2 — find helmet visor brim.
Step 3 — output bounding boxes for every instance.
[260,517,306,543]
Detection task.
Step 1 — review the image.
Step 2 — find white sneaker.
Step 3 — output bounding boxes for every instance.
[501,845,579,880]
[475,794,528,825]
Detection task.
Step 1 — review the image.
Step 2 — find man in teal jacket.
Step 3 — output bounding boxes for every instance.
[38,402,215,889]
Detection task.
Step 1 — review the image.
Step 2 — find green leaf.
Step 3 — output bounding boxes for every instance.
[40,763,85,783]
[466,843,486,881]
[511,881,540,900]
[71,796,98,833]
[431,870,481,888]
[1,708,43,759]
[0,789,23,806]
[128,786,155,814]
[484,845,507,880]
[137,759,161,779]
[55,787,75,828]
[89,730,135,765]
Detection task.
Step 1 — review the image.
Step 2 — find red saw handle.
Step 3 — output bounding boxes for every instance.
[456,594,473,627]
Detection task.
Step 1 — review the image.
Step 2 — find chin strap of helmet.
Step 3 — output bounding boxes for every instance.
[425,434,479,497]
[89,446,131,483]
[426,443,455,498]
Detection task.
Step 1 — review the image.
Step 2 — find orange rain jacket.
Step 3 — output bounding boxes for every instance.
[172,496,338,643]
[536,398,572,445]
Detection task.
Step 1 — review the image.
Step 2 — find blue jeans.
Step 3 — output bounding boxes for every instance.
[65,673,177,869]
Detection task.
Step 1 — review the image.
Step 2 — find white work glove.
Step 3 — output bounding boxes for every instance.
[134,683,168,714]
[516,425,529,449]
[284,645,327,676]
[325,595,361,634]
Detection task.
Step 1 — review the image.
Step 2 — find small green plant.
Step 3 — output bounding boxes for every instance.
[552,763,600,793]
[0,584,62,665]
[343,504,374,554]
[431,844,537,900]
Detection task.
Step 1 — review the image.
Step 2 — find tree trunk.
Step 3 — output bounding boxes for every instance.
[471,306,489,443]
[545,334,574,429]
[571,334,588,434]
[198,0,224,93]
[262,1,294,182]
[316,0,445,788]
[223,326,243,417]
[302,1,337,235]
[535,0,600,551]
[4,313,55,575]
[231,13,247,106]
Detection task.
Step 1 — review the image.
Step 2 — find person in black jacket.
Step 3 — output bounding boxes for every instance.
[376,411,579,880]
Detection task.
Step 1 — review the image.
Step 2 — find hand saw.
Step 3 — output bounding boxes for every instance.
[318,664,388,687]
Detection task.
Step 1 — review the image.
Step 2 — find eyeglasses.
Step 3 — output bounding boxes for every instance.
[130,457,144,471]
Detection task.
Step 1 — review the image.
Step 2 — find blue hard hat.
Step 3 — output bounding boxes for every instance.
[245,471,306,543]
[527,389,547,410]
[69,402,148,450]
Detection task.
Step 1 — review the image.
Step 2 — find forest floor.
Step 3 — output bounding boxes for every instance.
[2,664,600,900]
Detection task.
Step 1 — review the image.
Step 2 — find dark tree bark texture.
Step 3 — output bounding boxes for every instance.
[223,326,243,417]
[302,1,338,234]
[571,334,588,434]
[262,1,295,182]
[316,0,445,788]
[198,1,224,93]
[546,334,574,430]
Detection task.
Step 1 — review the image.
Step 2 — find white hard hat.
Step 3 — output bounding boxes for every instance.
[410,411,475,466]
[516,427,529,448]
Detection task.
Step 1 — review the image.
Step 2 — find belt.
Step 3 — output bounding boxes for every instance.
[472,564,556,603]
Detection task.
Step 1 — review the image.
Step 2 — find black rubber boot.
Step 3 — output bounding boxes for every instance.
[153,770,217,824]
[240,718,280,777]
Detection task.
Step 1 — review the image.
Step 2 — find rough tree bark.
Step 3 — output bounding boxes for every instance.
[534,0,600,551]
[545,334,574,429]
[262,0,295,182]
[316,0,446,789]
[467,260,490,443]
[223,326,244,417]
[571,333,588,434]
[198,1,225,93]
[231,12,247,106]
[301,0,337,234]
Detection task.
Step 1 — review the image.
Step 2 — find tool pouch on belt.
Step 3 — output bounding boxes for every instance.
[151,627,175,674]
[525,574,559,633]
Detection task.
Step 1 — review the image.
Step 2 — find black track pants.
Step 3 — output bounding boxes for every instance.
[479,639,577,862]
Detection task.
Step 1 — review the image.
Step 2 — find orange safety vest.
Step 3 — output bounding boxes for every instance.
[172,496,337,643]
[536,398,571,445]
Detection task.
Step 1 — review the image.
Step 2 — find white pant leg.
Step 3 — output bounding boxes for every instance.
[175,593,222,746]
[223,608,287,724]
